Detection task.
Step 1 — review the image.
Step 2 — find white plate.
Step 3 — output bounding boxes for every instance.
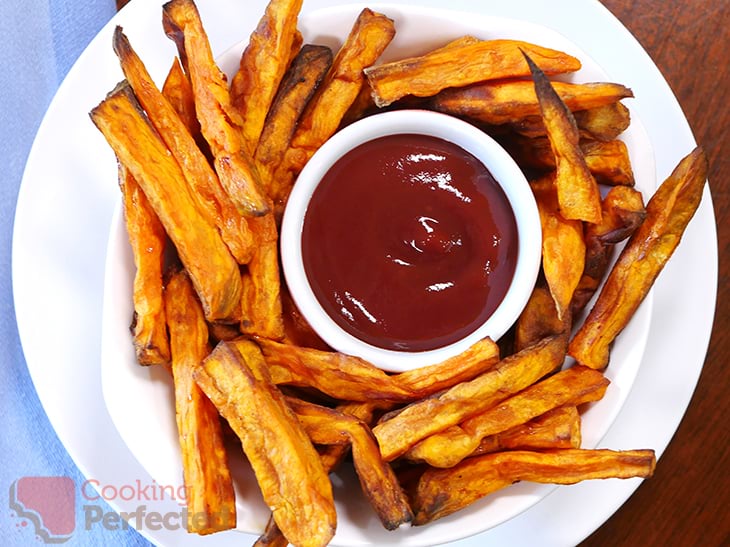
[101,5,655,545]
[12,1,716,546]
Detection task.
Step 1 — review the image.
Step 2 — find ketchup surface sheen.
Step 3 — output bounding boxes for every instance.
[301,133,518,351]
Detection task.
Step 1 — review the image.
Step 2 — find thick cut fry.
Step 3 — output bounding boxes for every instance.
[240,211,285,340]
[254,518,289,547]
[405,365,608,467]
[165,271,236,534]
[114,28,254,264]
[393,338,500,397]
[230,0,304,154]
[524,53,602,224]
[194,340,336,547]
[255,44,333,196]
[289,398,413,530]
[471,406,581,456]
[515,282,570,352]
[432,80,632,126]
[272,8,396,203]
[569,147,708,369]
[90,82,242,322]
[572,185,647,312]
[505,137,635,186]
[162,0,269,216]
[574,101,632,141]
[118,164,170,365]
[373,335,568,462]
[255,338,414,401]
[413,448,656,524]
[364,39,581,108]
[161,56,199,138]
[532,174,585,322]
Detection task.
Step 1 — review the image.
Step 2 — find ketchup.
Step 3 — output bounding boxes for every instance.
[301,133,518,351]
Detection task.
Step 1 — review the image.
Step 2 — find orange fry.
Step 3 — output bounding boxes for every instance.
[165,271,236,534]
[194,339,336,547]
[230,0,304,154]
[118,164,170,365]
[365,39,581,107]
[524,52,602,224]
[413,448,656,524]
[569,147,708,369]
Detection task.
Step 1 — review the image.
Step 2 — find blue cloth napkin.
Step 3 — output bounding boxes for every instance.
[0,1,148,545]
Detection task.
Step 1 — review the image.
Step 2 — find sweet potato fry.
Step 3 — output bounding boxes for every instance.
[90,82,242,322]
[532,174,585,322]
[372,334,568,462]
[365,39,581,108]
[165,270,236,534]
[405,365,608,467]
[162,0,269,216]
[569,147,708,369]
[574,101,632,141]
[272,8,396,203]
[515,282,570,352]
[118,164,170,365]
[432,80,632,126]
[230,0,304,154]
[239,211,285,340]
[161,56,198,139]
[289,398,414,530]
[393,338,500,397]
[254,44,333,197]
[471,405,581,456]
[255,338,414,401]
[524,53,602,224]
[114,27,255,264]
[505,136,635,186]
[194,339,336,547]
[254,518,289,547]
[413,448,656,524]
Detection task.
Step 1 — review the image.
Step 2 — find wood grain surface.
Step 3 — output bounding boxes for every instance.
[114,0,728,544]
[583,1,728,545]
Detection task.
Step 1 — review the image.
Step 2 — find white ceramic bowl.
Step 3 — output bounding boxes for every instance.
[280,109,542,371]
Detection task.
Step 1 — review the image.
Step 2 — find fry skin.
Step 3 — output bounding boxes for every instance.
[515,282,570,352]
[230,0,304,154]
[524,52,602,224]
[239,210,285,340]
[532,174,585,322]
[165,271,236,534]
[432,79,633,126]
[254,44,333,197]
[194,339,336,547]
[470,405,582,456]
[365,39,581,108]
[90,82,242,322]
[288,398,414,530]
[118,164,170,365]
[569,147,708,369]
[405,365,608,467]
[272,8,396,204]
[413,448,656,524]
[114,27,255,264]
[373,334,568,462]
[162,0,269,216]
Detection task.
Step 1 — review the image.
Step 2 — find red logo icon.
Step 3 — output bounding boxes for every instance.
[9,476,75,543]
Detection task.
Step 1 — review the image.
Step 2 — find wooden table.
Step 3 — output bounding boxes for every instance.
[583,1,728,546]
[115,0,728,544]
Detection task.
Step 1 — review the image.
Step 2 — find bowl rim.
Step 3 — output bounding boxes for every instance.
[280,109,542,371]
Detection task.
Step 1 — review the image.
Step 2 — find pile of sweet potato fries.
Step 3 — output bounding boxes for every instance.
[90,0,707,545]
